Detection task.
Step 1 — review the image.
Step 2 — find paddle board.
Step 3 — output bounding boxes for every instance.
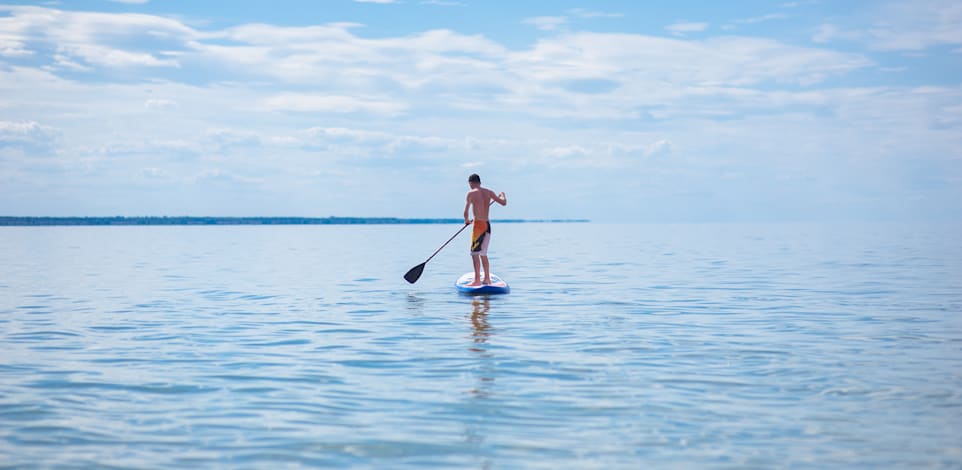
[455,272,510,295]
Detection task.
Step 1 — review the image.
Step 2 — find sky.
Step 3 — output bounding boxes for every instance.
[0,0,960,222]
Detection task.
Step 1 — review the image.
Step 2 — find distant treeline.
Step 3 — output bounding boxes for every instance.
[0,216,589,226]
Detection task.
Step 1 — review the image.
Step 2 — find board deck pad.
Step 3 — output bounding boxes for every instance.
[455,272,510,295]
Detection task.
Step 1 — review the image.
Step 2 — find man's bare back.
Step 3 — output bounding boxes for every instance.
[464,187,502,222]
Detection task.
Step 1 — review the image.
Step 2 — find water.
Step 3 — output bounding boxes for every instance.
[1,223,960,468]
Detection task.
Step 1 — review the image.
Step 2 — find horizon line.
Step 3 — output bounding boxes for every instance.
[0,216,591,226]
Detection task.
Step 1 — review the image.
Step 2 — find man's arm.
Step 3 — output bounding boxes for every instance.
[490,189,507,206]
[463,194,472,225]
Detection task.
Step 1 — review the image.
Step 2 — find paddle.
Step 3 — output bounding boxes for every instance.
[404,201,494,284]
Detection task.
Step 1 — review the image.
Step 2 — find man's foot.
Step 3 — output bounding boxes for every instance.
[483,278,492,285]
[467,280,483,287]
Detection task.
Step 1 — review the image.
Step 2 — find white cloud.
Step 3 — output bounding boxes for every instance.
[203,23,505,87]
[305,127,389,142]
[523,16,568,31]
[140,167,169,179]
[192,168,257,185]
[534,138,674,169]
[779,1,817,8]
[665,22,709,36]
[0,120,61,153]
[735,13,788,25]
[643,139,672,157]
[295,126,467,157]
[60,44,180,68]
[261,94,407,115]
[51,53,92,71]
[522,10,621,34]
[508,32,871,115]
[145,99,177,110]
[812,0,962,51]
[0,8,874,125]
[0,38,32,57]
[568,8,623,19]
[812,24,842,44]
[545,145,589,159]
[0,6,196,69]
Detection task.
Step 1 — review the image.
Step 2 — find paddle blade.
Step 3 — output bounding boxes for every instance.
[403,263,426,284]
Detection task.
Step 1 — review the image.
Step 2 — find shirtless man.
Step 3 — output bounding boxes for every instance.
[463,174,507,286]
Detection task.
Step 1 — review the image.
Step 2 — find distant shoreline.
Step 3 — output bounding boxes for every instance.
[0,216,590,226]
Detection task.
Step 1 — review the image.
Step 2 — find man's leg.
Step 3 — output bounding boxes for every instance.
[470,254,482,285]
[481,256,491,284]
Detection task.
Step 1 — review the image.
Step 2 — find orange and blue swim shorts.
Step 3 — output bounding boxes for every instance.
[470,220,491,256]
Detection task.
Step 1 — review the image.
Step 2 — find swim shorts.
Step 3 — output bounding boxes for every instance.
[470,220,491,256]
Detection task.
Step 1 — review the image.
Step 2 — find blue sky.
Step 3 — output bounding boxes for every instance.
[0,0,959,221]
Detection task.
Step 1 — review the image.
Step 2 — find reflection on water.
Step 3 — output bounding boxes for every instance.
[469,298,491,352]
[405,292,425,314]
[465,297,495,470]
[467,297,494,400]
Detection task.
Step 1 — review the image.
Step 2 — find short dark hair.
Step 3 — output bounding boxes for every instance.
[468,174,481,184]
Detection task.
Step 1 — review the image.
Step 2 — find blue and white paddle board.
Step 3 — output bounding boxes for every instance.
[455,272,510,295]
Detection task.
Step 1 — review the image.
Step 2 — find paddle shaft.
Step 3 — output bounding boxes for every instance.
[422,200,495,264]
[422,223,469,265]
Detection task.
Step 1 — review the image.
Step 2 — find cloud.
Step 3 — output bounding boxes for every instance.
[145,99,177,110]
[140,167,169,179]
[507,32,872,118]
[296,127,465,157]
[304,127,389,142]
[734,13,788,25]
[261,94,407,115]
[643,139,672,157]
[523,10,621,33]
[62,45,179,68]
[0,6,196,69]
[0,7,874,125]
[523,16,568,31]
[192,168,258,186]
[0,120,61,153]
[2,5,868,121]
[535,138,673,169]
[665,22,709,36]
[812,0,962,51]
[568,8,623,19]
[544,145,589,159]
[812,24,844,44]
[779,1,818,8]
[0,38,32,57]
[52,53,92,71]
[202,23,505,87]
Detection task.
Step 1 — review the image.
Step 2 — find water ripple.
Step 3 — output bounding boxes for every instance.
[0,223,960,468]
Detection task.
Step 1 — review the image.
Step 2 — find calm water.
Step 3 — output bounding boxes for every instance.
[1,223,960,468]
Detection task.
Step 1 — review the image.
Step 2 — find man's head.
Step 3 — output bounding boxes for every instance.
[468,173,481,188]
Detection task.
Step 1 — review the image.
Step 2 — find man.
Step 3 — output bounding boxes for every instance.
[463,174,507,286]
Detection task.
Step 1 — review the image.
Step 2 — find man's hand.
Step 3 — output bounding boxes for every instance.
[465,218,472,225]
